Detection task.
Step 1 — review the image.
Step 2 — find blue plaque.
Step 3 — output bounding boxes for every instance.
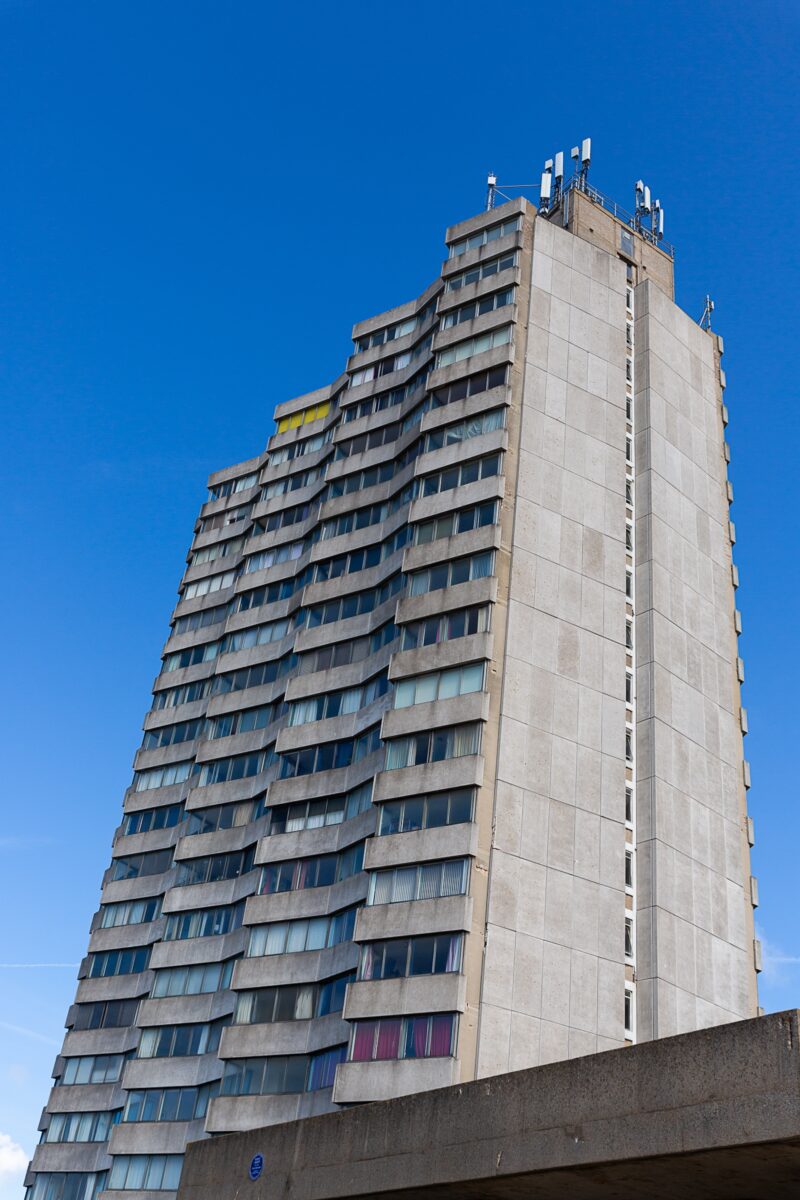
[249,1154,264,1182]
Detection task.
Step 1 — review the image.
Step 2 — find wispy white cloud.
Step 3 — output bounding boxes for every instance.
[0,963,78,969]
[0,836,51,851]
[0,1021,60,1047]
[0,1133,28,1178]
[756,928,800,980]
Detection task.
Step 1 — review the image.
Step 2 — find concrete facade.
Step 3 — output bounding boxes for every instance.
[27,177,757,1200]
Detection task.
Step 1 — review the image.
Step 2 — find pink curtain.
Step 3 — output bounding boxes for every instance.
[429,1015,454,1058]
[351,1021,377,1062]
[376,1019,401,1060]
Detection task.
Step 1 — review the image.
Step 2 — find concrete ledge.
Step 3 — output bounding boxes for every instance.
[179,1011,800,1200]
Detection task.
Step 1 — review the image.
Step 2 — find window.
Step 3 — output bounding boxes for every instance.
[267,428,332,467]
[625,850,634,893]
[234,973,355,1025]
[342,366,429,422]
[625,621,633,650]
[246,906,358,957]
[26,1173,107,1200]
[210,472,258,499]
[252,501,313,535]
[190,536,245,567]
[624,985,635,1038]
[448,216,520,257]
[625,672,633,704]
[88,947,151,978]
[348,335,432,388]
[276,400,330,434]
[133,762,192,792]
[261,463,326,500]
[435,325,512,369]
[297,622,397,675]
[161,641,219,673]
[354,314,417,353]
[151,960,234,999]
[424,408,505,454]
[163,902,244,941]
[401,605,490,651]
[259,843,364,895]
[349,1013,457,1061]
[368,859,470,905]
[152,678,211,710]
[123,1085,217,1123]
[196,746,276,786]
[360,933,463,980]
[394,663,485,710]
[625,786,633,826]
[429,365,507,408]
[43,1111,119,1143]
[441,287,514,329]
[199,506,250,532]
[142,719,202,751]
[416,452,501,501]
[625,916,634,961]
[268,782,373,835]
[319,501,389,542]
[60,1055,124,1086]
[279,725,381,779]
[219,616,291,654]
[109,849,173,881]
[288,672,389,726]
[137,1020,227,1059]
[236,571,309,612]
[445,251,517,291]
[182,569,237,600]
[173,602,228,635]
[311,529,410,587]
[122,804,183,835]
[307,571,407,628]
[335,420,401,461]
[379,789,474,835]
[625,730,633,762]
[99,898,161,928]
[243,540,305,575]
[108,1156,183,1192]
[211,652,297,697]
[185,797,265,835]
[220,1046,346,1096]
[415,501,497,548]
[409,551,495,599]
[175,846,256,887]
[385,724,481,771]
[72,999,139,1031]
[207,703,282,739]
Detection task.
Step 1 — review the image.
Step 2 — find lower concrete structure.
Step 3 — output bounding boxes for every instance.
[179,1010,800,1200]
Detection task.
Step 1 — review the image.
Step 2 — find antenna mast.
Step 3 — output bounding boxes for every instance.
[699,295,715,330]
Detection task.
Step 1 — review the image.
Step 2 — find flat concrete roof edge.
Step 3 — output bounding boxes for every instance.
[179,1011,800,1200]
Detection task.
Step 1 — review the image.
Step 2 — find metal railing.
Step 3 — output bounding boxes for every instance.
[561,175,675,258]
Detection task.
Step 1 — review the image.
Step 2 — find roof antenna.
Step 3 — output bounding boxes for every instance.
[539,162,552,214]
[486,172,497,211]
[699,295,715,330]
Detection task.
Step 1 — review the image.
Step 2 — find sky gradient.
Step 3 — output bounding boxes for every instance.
[2,2,799,1194]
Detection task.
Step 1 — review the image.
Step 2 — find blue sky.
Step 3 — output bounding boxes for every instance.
[1,0,798,1192]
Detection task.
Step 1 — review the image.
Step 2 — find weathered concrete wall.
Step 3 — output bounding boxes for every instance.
[634,279,758,1036]
[477,215,630,1071]
[178,1010,800,1200]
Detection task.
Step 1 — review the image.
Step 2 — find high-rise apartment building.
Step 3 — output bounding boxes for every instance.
[27,168,759,1200]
